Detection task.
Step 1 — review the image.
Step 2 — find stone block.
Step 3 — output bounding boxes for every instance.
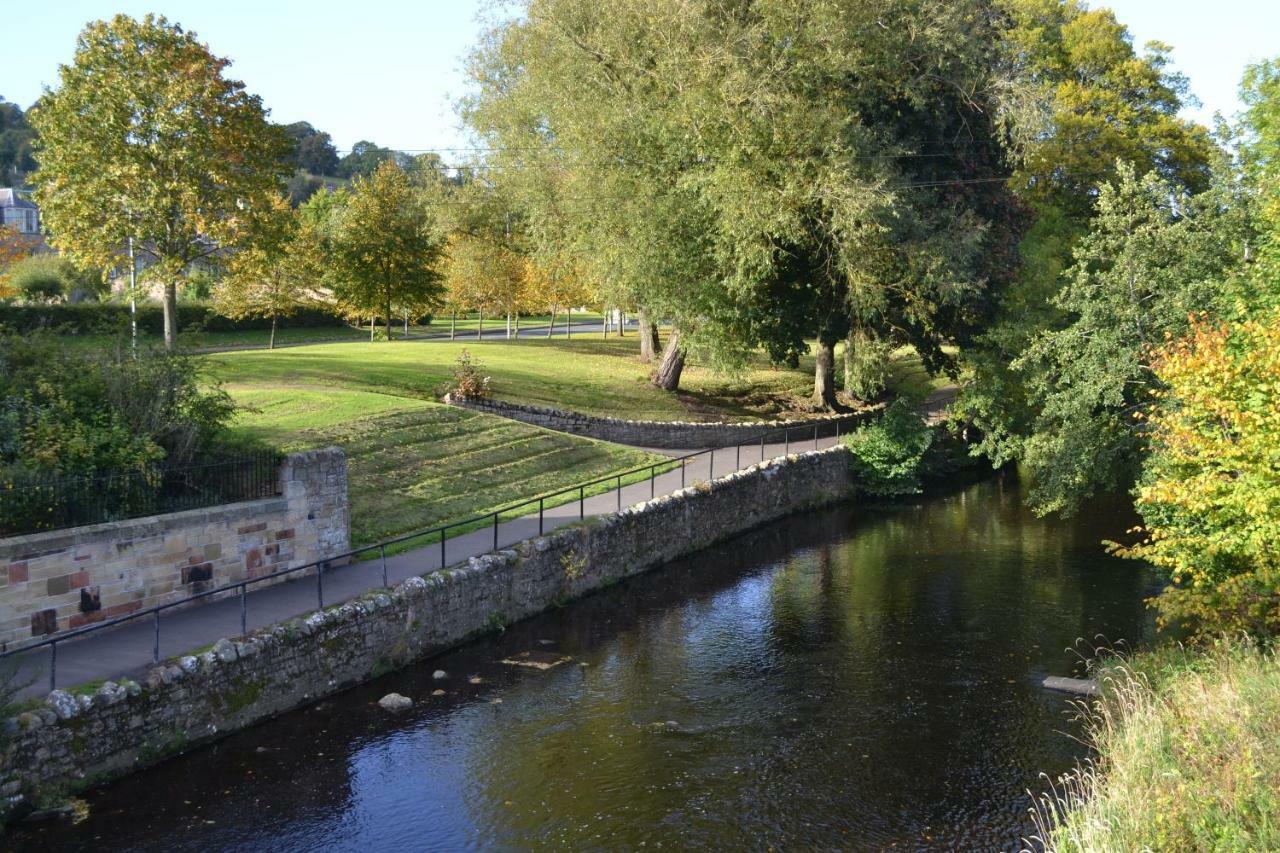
[30,608,57,636]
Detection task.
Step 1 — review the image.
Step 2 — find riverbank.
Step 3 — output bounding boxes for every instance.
[1033,639,1280,851]
[0,447,856,826]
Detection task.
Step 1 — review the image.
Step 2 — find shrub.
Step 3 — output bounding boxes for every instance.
[3,254,107,304]
[450,349,492,400]
[840,399,933,496]
[0,301,349,336]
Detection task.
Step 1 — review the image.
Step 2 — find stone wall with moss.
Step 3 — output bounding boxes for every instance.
[0,446,854,823]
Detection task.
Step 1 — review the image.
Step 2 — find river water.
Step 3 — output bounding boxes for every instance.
[13,475,1161,852]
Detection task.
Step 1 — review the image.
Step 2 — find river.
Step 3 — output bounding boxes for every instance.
[11,474,1160,851]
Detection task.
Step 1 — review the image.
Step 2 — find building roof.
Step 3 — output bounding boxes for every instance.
[0,188,37,209]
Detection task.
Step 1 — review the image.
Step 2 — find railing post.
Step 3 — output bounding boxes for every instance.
[710,449,715,480]
[440,528,446,569]
[814,422,819,450]
[381,543,388,588]
[760,434,765,462]
[539,498,544,535]
[617,475,622,510]
[317,562,324,609]
[153,610,161,663]
[736,443,741,471]
[785,429,790,456]
[493,512,499,551]
[650,466,655,499]
[49,640,57,692]
[240,583,247,634]
[835,419,840,440]
[579,486,584,519]
[681,458,686,489]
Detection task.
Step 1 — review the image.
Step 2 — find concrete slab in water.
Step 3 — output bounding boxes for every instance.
[501,650,571,670]
[1041,675,1100,696]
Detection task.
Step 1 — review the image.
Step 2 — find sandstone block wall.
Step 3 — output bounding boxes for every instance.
[0,448,350,650]
[1,446,854,818]
[444,394,874,449]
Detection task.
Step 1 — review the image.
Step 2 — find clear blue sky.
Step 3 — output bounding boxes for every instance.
[4,1,1277,155]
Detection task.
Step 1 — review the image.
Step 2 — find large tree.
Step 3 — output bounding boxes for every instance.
[328,160,446,341]
[466,0,1019,402]
[282,120,340,176]
[30,14,291,349]
[0,97,37,184]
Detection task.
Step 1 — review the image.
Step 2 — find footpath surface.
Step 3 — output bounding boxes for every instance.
[10,432,841,699]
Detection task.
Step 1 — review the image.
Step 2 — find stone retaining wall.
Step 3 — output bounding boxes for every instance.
[0,449,350,651]
[444,394,874,449]
[0,446,854,820]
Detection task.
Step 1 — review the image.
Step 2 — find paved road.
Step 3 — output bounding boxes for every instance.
[196,318,639,354]
[9,430,841,699]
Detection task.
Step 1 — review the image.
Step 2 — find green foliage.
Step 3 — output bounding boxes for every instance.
[2,254,107,304]
[282,121,339,176]
[840,400,933,497]
[0,301,347,336]
[1012,165,1248,514]
[0,333,237,478]
[0,95,37,182]
[336,140,401,179]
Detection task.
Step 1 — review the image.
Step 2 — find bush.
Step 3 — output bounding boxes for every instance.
[0,301,349,336]
[450,349,491,400]
[840,399,933,496]
[0,333,237,478]
[3,254,107,303]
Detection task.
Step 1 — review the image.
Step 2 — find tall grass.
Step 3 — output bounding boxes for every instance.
[1028,639,1280,852]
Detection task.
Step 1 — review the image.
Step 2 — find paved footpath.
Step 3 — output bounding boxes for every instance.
[10,431,842,699]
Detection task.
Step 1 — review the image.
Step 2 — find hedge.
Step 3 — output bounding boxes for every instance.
[0,302,351,335]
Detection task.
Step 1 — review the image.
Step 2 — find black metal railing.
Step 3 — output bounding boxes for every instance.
[0,453,282,537]
[2,413,872,692]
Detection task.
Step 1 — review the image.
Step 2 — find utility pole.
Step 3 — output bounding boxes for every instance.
[127,234,138,352]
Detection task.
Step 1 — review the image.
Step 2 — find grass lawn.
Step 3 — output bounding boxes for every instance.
[227,387,661,547]
[209,336,827,423]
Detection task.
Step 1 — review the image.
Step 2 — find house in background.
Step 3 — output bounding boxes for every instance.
[0,188,40,235]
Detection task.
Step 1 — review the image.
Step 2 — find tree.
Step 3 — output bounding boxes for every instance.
[1114,310,1280,637]
[213,195,319,348]
[337,140,401,179]
[961,0,1219,474]
[328,160,446,341]
[282,121,339,175]
[29,14,292,349]
[466,0,1019,400]
[3,254,107,304]
[0,97,37,184]
[0,225,40,299]
[1011,164,1250,514]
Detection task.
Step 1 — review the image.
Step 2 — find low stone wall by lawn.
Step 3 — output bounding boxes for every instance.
[0,449,350,651]
[0,446,855,821]
[443,394,874,449]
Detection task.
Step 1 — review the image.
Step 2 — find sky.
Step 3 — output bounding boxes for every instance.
[4,0,1278,156]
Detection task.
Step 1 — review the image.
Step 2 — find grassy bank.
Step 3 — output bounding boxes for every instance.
[1034,640,1280,851]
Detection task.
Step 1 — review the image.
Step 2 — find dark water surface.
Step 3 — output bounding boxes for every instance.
[13,476,1160,852]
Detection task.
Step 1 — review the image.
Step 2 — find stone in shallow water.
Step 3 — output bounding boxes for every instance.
[378,693,413,712]
[432,670,447,680]
[499,650,571,671]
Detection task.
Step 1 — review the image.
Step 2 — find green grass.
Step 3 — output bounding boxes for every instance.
[210,336,825,423]
[884,345,961,403]
[1033,639,1280,852]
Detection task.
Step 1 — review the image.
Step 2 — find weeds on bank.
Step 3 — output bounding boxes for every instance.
[1027,638,1280,852]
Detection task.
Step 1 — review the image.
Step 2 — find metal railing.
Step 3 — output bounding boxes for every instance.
[0,453,283,537]
[2,413,870,692]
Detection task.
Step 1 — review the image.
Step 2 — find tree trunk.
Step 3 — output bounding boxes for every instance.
[547,306,557,339]
[385,298,393,342]
[653,330,686,391]
[638,310,660,362]
[515,313,520,336]
[370,316,375,342]
[162,281,178,350]
[450,311,456,340]
[812,339,837,409]
[404,309,409,337]
[477,311,483,340]
[506,311,512,339]
[269,313,277,350]
[602,309,610,338]
[617,310,624,336]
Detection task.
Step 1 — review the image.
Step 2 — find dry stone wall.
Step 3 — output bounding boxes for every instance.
[0,449,350,650]
[1,446,855,821]
[444,394,874,449]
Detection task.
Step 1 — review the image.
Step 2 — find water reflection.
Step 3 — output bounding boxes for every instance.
[12,475,1160,852]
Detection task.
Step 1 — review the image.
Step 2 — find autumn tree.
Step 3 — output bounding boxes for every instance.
[1115,310,1280,637]
[0,225,39,299]
[29,14,291,349]
[328,160,446,341]
[213,195,321,348]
